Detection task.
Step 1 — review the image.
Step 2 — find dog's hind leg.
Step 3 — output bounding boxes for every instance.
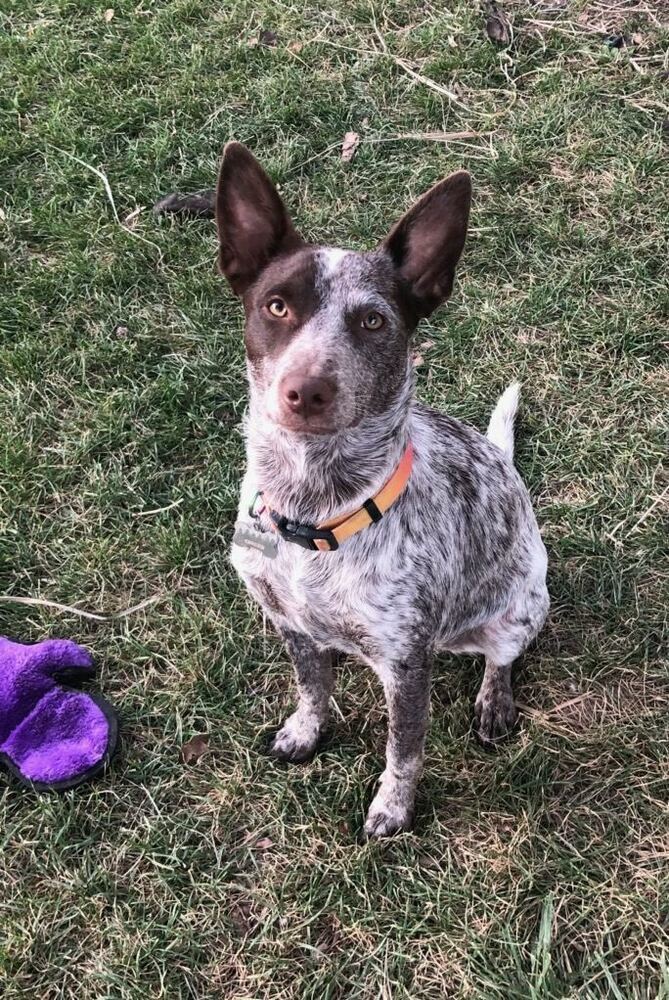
[268,628,335,764]
[468,584,549,747]
[474,659,518,747]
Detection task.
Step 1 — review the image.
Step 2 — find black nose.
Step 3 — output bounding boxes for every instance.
[281,375,337,419]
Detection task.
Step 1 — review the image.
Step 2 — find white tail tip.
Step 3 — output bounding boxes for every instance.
[486,382,521,461]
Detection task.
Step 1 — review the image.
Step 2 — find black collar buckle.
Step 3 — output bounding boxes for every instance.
[269,512,339,551]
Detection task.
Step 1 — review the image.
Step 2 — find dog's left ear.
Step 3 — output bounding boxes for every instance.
[382,170,471,317]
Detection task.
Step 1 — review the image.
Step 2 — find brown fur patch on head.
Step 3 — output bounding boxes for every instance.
[242,247,322,364]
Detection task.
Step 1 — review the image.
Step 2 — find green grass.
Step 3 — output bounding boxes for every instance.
[1,1,668,996]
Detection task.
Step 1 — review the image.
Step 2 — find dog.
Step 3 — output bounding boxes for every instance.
[172,142,549,837]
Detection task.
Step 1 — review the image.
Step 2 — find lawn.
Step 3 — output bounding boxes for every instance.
[1,1,668,997]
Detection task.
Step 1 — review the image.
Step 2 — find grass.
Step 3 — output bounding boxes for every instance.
[1,0,668,996]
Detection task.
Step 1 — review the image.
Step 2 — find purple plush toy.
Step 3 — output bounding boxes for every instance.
[0,637,118,790]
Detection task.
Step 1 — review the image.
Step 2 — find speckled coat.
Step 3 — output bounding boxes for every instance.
[211,142,550,837]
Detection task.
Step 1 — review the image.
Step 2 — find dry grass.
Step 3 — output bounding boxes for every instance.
[1,1,668,997]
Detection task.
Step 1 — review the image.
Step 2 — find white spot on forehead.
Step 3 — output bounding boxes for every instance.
[318,247,349,279]
[315,247,393,316]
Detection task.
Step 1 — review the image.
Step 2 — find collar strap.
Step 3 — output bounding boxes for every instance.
[253,443,414,552]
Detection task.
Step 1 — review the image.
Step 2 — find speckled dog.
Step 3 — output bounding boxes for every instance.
[215,142,549,838]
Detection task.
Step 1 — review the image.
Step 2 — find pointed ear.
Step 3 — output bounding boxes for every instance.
[382,170,471,317]
[215,142,304,295]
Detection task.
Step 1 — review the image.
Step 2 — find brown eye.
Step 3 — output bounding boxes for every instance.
[362,310,384,331]
[267,297,288,318]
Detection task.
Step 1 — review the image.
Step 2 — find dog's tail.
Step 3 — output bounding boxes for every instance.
[486,382,520,462]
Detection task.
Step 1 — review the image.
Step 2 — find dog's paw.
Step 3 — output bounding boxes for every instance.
[268,710,323,764]
[363,786,414,839]
[474,688,518,748]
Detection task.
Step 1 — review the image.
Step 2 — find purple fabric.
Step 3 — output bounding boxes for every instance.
[0,637,115,788]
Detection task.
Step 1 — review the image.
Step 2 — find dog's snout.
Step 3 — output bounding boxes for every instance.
[281,375,337,420]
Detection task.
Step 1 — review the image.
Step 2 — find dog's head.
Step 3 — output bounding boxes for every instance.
[216,142,471,436]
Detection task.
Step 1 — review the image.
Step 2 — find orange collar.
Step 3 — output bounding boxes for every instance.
[251,443,414,552]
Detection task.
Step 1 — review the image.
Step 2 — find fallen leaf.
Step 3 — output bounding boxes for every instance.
[259,29,278,46]
[181,734,209,764]
[253,836,274,849]
[287,40,303,53]
[123,205,143,228]
[104,8,115,22]
[248,36,258,47]
[631,32,644,46]
[420,339,435,350]
[341,131,360,163]
[113,323,129,339]
[412,353,424,368]
[485,3,512,46]
[229,900,255,935]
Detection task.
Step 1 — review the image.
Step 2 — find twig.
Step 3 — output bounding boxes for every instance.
[0,593,163,622]
[388,55,472,112]
[365,130,488,143]
[630,485,669,533]
[284,131,494,176]
[284,141,344,174]
[52,147,164,264]
[606,484,669,543]
[132,497,184,518]
[303,30,516,121]
[56,148,122,224]
[370,21,467,111]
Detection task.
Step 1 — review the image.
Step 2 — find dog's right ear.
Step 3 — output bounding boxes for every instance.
[215,142,304,295]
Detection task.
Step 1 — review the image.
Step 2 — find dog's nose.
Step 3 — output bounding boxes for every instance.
[281,375,337,419]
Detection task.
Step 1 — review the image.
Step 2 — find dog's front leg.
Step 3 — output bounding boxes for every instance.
[269,628,334,764]
[365,654,432,838]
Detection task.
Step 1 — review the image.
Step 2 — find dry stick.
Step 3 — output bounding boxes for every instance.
[0,593,163,622]
[365,130,487,142]
[52,147,164,264]
[132,497,184,518]
[367,134,498,159]
[629,485,669,533]
[285,131,494,175]
[607,484,669,542]
[311,31,475,114]
[284,141,344,175]
[370,24,518,118]
[370,23,471,113]
[391,57,473,112]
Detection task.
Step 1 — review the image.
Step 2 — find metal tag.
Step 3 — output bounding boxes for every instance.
[232,522,278,559]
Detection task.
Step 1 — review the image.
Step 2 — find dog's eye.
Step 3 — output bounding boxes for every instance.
[267,297,289,318]
[362,310,384,331]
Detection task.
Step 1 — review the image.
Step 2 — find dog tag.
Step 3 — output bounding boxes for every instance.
[232,522,278,559]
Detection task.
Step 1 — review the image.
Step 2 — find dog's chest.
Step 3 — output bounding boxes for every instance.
[230,511,399,662]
